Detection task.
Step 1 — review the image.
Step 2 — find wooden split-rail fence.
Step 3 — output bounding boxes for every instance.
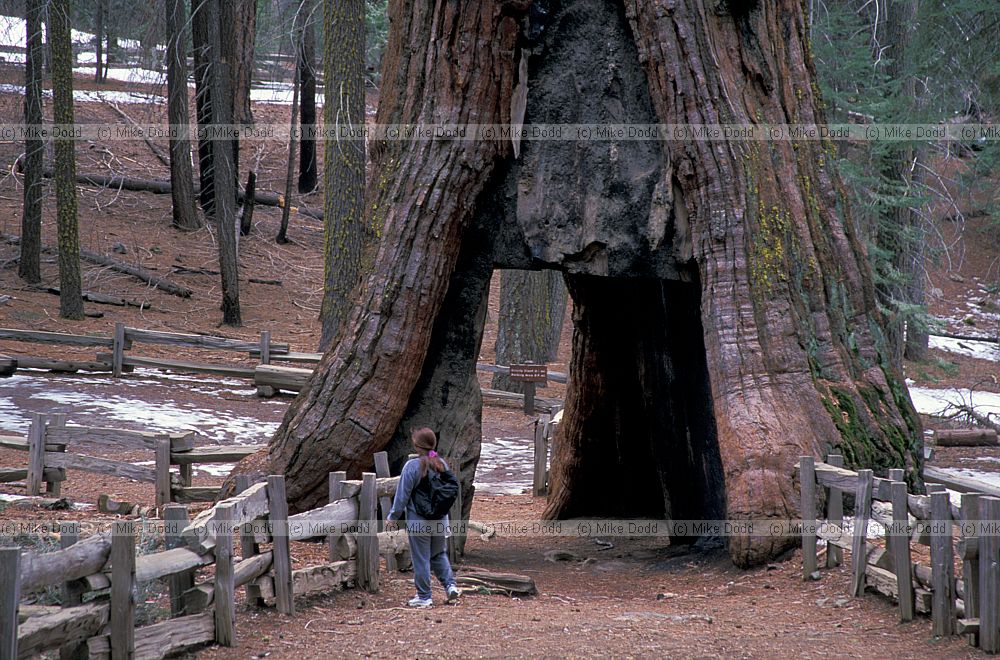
[0,413,261,507]
[0,464,410,660]
[799,454,1000,653]
[0,325,565,410]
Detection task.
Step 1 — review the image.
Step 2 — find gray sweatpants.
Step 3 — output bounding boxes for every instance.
[406,520,455,600]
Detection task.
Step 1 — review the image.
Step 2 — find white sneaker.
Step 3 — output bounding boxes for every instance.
[446,585,461,603]
[408,596,433,608]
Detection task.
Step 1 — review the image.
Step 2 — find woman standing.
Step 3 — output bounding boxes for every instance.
[386,428,461,607]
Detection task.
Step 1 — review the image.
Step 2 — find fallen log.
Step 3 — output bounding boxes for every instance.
[37,170,324,220]
[97,494,157,518]
[929,331,999,345]
[935,429,998,446]
[43,286,151,309]
[4,233,195,298]
[455,570,537,596]
[79,248,193,298]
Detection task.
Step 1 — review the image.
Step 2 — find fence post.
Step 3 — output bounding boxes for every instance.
[328,472,355,562]
[533,415,550,497]
[26,412,45,496]
[961,493,981,646]
[155,437,171,508]
[0,547,20,660]
[357,472,379,593]
[981,496,1000,652]
[110,520,136,659]
[523,381,536,415]
[373,452,397,572]
[889,479,914,622]
[267,475,294,615]
[214,503,235,646]
[58,522,84,660]
[112,322,125,378]
[164,505,193,616]
[825,454,844,567]
[234,475,262,607]
[47,415,65,496]
[256,331,275,397]
[931,490,955,637]
[850,469,873,597]
[800,456,817,580]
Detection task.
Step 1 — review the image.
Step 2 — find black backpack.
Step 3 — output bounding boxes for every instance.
[412,465,460,520]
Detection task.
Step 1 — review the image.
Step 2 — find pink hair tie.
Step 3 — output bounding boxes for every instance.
[428,450,438,458]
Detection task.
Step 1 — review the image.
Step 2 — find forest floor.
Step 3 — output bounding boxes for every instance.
[0,68,997,657]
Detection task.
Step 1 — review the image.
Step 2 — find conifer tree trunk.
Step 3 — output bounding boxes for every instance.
[94,0,106,83]
[49,0,83,320]
[166,0,200,231]
[297,0,318,195]
[207,0,241,325]
[19,0,44,284]
[877,0,921,368]
[318,0,366,351]
[191,0,215,216]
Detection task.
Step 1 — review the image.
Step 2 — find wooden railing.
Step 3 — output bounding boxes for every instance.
[0,325,567,410]
[0,468,398,659]
[799,455,1000,652]
[1,413,261,506]
[0,324,288,381]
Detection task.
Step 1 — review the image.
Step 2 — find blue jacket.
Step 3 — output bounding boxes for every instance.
[387,457,451,530]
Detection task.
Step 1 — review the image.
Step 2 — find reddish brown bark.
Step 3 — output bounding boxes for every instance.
[266,1,522,511]
[250,0,922,571]
[561,0,920,565]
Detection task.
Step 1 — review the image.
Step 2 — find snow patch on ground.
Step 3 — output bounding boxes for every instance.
[908,386,1000,419]
[928,335,999,361]
[476,436,534,495]
[72,65,163,85]
[0,372,277,443]
[0,82,164,105]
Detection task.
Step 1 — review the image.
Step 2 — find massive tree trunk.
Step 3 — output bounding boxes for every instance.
[491,269,567,392]
[263,1,522,511]
[297,0,318,195]
[250,0,921,568]
[166,0,200,231]
[317,0,367,351]
[49,0,84,320]
[20,0,44,284]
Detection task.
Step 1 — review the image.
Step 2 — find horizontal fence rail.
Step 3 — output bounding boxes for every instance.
[798,455,1000,652]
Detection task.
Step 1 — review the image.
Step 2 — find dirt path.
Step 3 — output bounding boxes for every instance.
[190,495,977,659]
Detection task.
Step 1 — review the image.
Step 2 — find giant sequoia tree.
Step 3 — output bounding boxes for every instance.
[254,0,922,567]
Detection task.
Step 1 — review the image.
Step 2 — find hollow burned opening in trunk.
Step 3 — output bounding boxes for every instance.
[544,272,725,538]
